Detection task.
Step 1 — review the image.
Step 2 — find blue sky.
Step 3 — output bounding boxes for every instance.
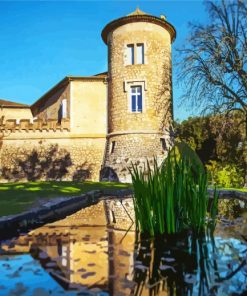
[0,0,208,121]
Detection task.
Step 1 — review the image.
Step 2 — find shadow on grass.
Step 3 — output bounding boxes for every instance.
[0,181,131,217]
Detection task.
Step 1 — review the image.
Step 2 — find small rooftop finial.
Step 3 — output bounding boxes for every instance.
[160,15,166,21]
[127,7,148,16]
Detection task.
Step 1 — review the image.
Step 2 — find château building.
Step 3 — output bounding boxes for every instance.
[0,8,176,182]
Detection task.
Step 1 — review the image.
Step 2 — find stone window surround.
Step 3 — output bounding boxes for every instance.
[124,80,147,113]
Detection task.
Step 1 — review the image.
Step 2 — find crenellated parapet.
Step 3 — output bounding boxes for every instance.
[0,118,70,133]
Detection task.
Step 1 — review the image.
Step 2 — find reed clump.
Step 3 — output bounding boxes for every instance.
[130,143,218,236]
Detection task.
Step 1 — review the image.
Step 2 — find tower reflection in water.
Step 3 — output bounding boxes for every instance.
[1,198,247,295]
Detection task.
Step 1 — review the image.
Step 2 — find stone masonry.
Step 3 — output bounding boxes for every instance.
[0,135,105,182]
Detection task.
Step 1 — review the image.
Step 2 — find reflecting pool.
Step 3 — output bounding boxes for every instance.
[0,198,246,295]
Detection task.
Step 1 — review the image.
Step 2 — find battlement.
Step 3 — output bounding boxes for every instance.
[0,118,70,133]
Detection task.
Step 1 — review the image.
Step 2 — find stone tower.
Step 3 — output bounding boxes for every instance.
[101,8,176,182]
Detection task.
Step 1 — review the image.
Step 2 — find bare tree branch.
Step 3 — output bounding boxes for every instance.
[177,0,247,132]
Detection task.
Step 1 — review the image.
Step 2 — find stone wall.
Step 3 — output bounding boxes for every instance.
[103,133,170,182]
[0,132,106,182]
[70,79,107,135]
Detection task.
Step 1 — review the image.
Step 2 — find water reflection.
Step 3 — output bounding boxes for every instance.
[0,198,246,295]
[133,233,247,295]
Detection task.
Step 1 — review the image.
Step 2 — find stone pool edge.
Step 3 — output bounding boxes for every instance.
[0,188,133,240]
[208,188,247,201]
[0,188,246,240]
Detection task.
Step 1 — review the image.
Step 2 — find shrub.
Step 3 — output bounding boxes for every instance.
[206,161,244,187]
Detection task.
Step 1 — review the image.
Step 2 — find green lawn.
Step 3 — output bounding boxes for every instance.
[0,181,131,217]
[0,181,246,217]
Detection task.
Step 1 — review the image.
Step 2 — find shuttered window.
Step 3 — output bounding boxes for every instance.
[136,43,144,64]
[126,44,134,65]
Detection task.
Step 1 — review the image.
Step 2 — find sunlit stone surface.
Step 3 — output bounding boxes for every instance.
[0,198,246,295]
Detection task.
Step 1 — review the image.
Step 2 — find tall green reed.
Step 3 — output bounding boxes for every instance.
[130,143,218,236]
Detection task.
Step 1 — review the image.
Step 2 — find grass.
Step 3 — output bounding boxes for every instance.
[0,181,131,217]
[131,148,219,236]
[0,178,244,218]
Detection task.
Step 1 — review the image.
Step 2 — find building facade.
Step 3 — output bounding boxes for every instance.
[0,8,175,183]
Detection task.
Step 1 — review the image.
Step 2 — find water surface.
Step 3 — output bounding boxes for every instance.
[0,198,246,295]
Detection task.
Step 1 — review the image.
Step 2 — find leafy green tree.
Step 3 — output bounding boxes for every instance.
[175,112,245,186]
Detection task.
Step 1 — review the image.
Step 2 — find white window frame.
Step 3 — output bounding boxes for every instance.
[130,86,143,113]
[124,80,147,113]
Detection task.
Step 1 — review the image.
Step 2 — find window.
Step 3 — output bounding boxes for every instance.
[136,43,144,64]
[124,80,146,112]
[58,99,67,123]
[160,138,166,151]
[110,141,116,154]
[126,44,134,65]
[61,99,67,118]
[61,246,68,267]
[131,86,142,112]
[125,43,145,65]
